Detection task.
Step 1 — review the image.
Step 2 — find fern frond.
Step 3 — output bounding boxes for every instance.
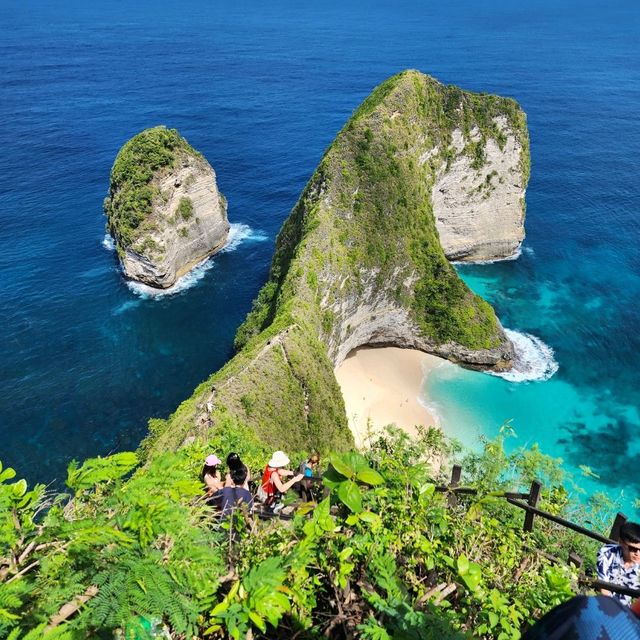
[66,453,138,492]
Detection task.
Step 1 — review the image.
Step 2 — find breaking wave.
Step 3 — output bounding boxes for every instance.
[102,233,115,251]
[452,244,522,266]
[126,223,267,299]
[221,223,268,252]
[126,258,215,298]
[490,329,559,382]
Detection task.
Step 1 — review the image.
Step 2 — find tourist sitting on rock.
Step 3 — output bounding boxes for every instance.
[201,454,223,506]
[220,463,253,518]
[297,452,320,502]
[260,451,304,513]
[225,452,250,491]
[597,521,640,606]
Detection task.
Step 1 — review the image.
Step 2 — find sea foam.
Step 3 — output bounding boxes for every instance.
[126,258,215,298]
[451,244,523,266]
[221,223,268,252]
[491,329,559,382]
[102,233,115,251]
[124,223,267,299]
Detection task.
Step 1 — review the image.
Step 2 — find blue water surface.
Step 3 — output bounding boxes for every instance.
[0,1,638,509]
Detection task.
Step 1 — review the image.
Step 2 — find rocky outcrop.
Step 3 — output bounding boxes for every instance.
[326,266,513,370]
[105,127,229,288]
[432,117,528,261]
[145,71,529,459]
[235,71,526,371]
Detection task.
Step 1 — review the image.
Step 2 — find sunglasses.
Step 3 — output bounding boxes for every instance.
[623,541,640,553]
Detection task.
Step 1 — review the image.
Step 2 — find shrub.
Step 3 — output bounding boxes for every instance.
[177,196,193,221]
[0,425,616,639]
[104,126,200,248]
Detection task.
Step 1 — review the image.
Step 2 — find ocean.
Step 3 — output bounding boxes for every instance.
[1,0,638,512]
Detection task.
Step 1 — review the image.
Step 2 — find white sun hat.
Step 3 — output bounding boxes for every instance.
[268,451,290,468]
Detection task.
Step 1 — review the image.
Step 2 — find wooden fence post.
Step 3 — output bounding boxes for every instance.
[523,480,542,532]
[568,552,583,569]
[448,465,462,507]
[609,512,628,541]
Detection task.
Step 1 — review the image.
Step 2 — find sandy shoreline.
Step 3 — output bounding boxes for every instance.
[334,346,443,448]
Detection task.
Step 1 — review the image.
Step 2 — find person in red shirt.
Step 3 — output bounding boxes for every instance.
[260,451,304,512]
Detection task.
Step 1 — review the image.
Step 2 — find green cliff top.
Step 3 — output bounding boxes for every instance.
[104,126,201,249]
[144,70,528,459]
[236,70,528,353]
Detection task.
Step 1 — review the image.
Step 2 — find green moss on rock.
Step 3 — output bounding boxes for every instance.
[104,126,200,248]
[178,196,193,221]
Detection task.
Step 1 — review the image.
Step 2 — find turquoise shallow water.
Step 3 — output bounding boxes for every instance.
[0,0,638,503]
[425,244,640,513]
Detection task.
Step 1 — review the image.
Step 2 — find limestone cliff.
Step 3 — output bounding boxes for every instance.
[104,126,229,288]
[143,71,529,459]
[433,116,529,262]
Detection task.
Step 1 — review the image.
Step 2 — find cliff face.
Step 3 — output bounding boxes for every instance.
[432,117,528,261]
[105,127,229,288]
[143,71,529,458]
[236,70,528,370]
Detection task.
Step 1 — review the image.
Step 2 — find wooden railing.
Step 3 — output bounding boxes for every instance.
[245,463,639,599]
[438,464,640,599]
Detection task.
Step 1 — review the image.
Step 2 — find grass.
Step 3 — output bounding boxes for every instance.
[178,196,193,221]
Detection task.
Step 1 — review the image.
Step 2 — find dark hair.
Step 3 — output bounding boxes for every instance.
[230,465,248,487]
[620,521,640,544]
[201,463,219,483]
[227,452,243,471]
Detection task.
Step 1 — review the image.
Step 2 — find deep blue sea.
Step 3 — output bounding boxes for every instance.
[1,1,638,512]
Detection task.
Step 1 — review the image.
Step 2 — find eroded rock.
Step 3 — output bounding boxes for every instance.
[105,126,229,288]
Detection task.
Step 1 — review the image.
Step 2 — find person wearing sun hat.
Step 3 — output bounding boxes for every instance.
[201,454,223,504]
[260,450,304,511]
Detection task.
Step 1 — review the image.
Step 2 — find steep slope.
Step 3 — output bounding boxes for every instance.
[104,126,229,288]
[144,70,529,457]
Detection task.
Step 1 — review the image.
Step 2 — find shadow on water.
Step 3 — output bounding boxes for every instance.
[559,417,640,495]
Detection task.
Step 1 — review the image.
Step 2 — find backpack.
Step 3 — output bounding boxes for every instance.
[256,484,269,503]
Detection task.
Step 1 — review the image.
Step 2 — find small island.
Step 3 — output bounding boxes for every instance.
[104,126,230,288]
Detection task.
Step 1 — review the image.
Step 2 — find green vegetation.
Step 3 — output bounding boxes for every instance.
[145,70,529,474]
[0,72,538,637]
[104,126,200,248]
[178,197,194,221]
[236,70,529,353]
[143,317,353,459]
[0,426,619,638]
[133,236,162,258]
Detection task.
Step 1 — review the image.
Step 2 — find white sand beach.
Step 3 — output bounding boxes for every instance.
[334,346,443,448]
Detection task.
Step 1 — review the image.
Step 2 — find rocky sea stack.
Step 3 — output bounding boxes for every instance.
[145,70,530,457]
[104,126,229,288]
